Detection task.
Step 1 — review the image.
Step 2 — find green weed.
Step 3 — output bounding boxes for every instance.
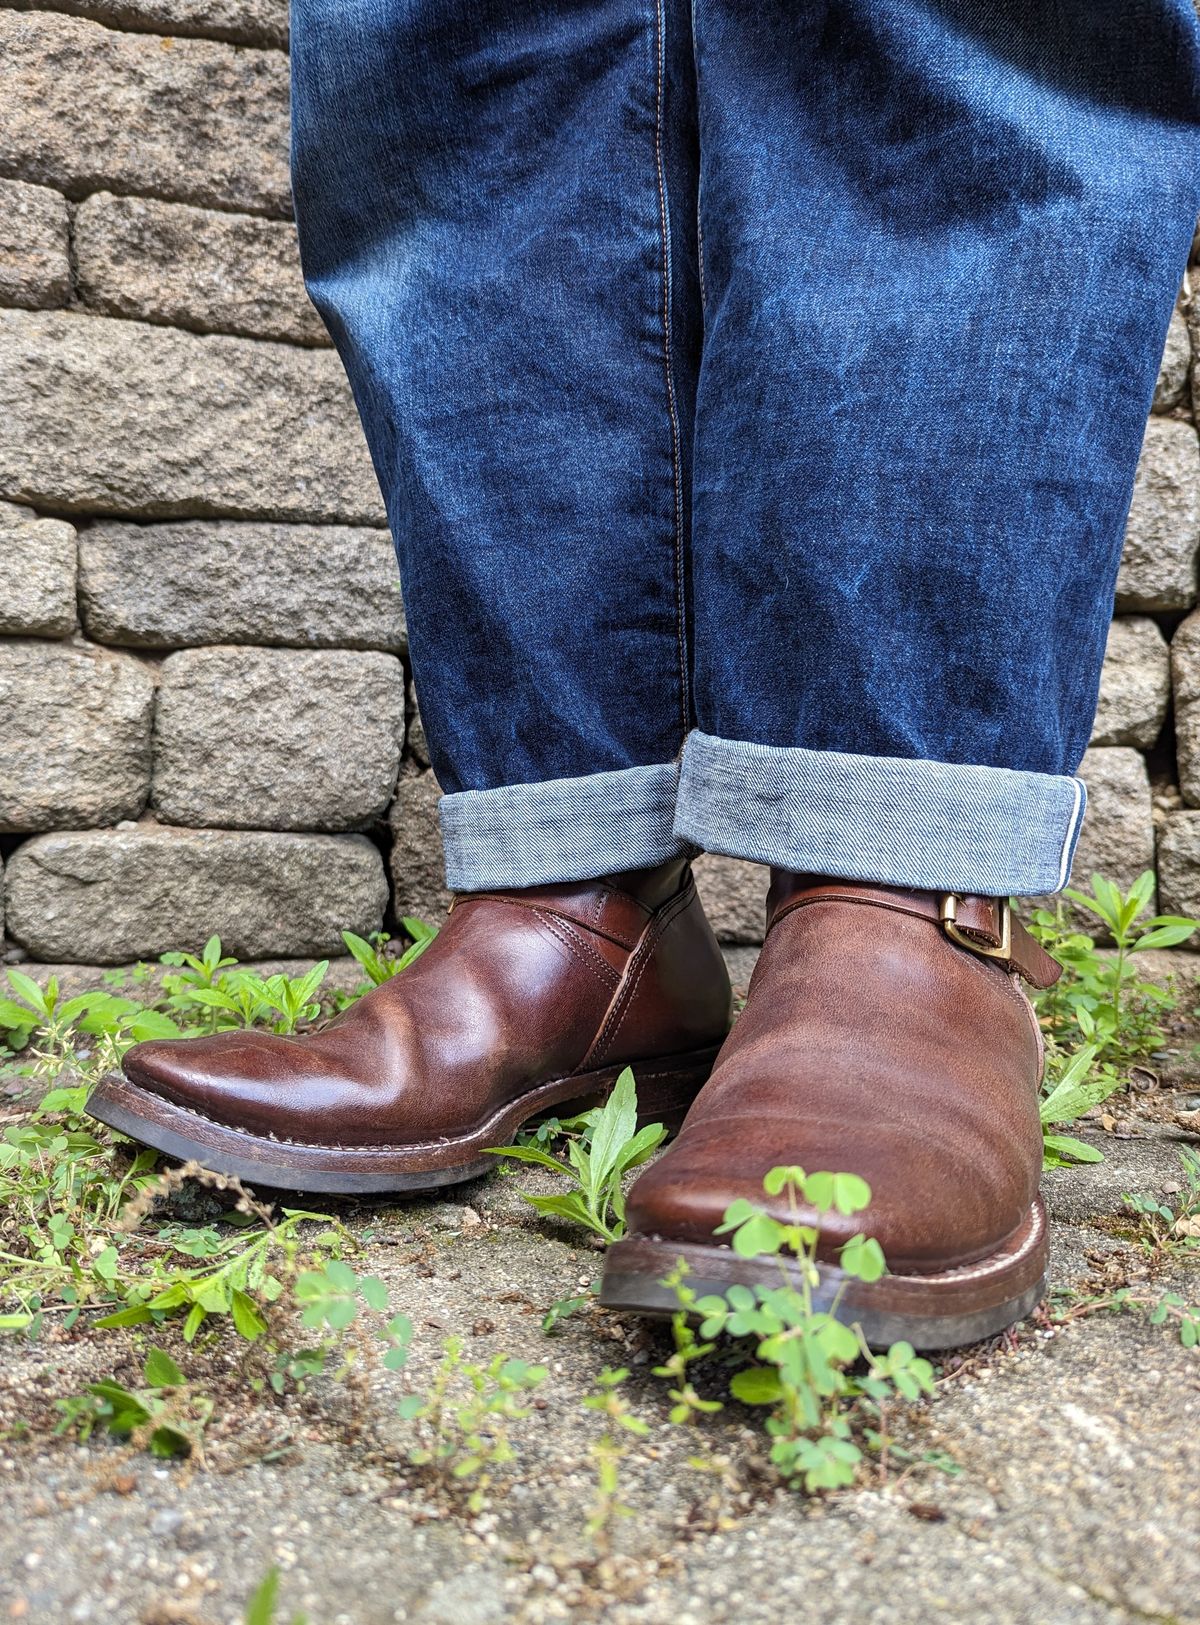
[581,1367,646,1550]
[244,1567,308,1625]
[0,967,184,1073]
[1029,871,1196,1063]
[1039,1044,1121,1168]
[484,1066,664,1243]
[662,1167,934,1494]
[1122,1147,1200,1257]
[54,1346,212,1461]
[1027,871,1198,1166]
[397,1337,547,1511]
[341,919,438,987]
[1053,1282,1200,1349]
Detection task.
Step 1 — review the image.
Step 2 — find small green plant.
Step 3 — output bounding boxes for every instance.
[0,1081,375,1354]
[1029,872,1196,1063]
[1122,1148,1200,1256]
[398,1338,548,1511]
[54,1346,212,1460]
[541,1286,594,1335]
[1039,1044,1122,1168]
[244,1567,308,1625]
[665,1167,934,1494]
[179,962,330,1035]
[1054,1282,1200,1349]
[1026,871,1198,1168]
[285,1257,413,1386]
[484,1066,664,1243]
[160,934,240,1032]
[581,1367,646,1549]
[652,1306,723,1426]
[1,925,439,1082]
[0,967,183,1068]
[342,918,438,987]
[1,1085,165,1325]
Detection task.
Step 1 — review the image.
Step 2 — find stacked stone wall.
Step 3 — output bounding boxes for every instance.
[1,4,1198,966]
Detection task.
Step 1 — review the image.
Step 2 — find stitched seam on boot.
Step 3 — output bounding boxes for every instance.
[578,886,693,1070]
[464,892,647,952]
[532,910,621,991]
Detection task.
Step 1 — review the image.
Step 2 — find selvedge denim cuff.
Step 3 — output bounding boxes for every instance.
[673,732,1086,898]
[439,763,689,891]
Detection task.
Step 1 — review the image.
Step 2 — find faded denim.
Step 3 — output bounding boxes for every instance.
[291,1,1200,896]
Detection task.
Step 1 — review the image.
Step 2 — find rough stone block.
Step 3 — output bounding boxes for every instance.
[79,520,404,651]
[1114,419,1200,613]
[0,503,77,637]
[0,311,385,524]
[388,768,452,927]
[1154,306,1191,412]
[152,648,405,831]
[1170,610,1200,808]
[693,854,768,944]
[0,641,153,832]
[4,1,289,48]
[1158,813,1200,921]
[0,178,70,309]
[0,11,289,215]
[4,826,387,962]
[1089,617,1170,750]
[1067,747,1156,904]
[75,193,326,346]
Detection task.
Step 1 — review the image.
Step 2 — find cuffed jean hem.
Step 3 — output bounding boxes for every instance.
[438,762,689,891]
[673,731,1087,897]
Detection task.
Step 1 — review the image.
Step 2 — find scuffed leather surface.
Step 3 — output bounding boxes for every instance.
[625,875,1048,1274]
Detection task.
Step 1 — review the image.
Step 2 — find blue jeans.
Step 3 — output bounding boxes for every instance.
[291,1,1200,896]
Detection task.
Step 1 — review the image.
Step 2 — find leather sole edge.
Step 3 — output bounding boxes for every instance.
[83,1047,721,1197]
[598,1197,1049,1352]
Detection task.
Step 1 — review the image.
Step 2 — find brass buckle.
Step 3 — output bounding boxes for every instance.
[939,894,1012,960]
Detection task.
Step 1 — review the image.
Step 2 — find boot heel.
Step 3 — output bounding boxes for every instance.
[552,1046,720,1139]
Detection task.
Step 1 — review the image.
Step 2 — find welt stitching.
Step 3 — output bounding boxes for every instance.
[652,0,689,737]
[131,1057,693,1154]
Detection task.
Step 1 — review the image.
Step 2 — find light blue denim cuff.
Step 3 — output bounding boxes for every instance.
[674,731,1086,897]
[439,762,688,890]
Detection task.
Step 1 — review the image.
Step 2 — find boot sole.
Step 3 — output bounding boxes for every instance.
[599,1196,1048,1351]
[84,1047,721,1197]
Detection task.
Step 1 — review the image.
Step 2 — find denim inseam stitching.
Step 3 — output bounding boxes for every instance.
[652,0,689,739]
[691,0,706,314]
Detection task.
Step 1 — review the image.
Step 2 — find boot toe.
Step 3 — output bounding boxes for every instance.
[122,1032,299,1123]
[624,1117,1032,1275]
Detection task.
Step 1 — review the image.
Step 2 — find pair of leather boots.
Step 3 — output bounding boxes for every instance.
[87,859,1060,1349]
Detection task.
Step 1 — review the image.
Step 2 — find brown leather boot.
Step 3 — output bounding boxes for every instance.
[600,870,1061,1349]
[87,859,732,1195]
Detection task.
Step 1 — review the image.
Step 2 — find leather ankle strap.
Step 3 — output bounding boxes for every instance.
[767,876,1061,988]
